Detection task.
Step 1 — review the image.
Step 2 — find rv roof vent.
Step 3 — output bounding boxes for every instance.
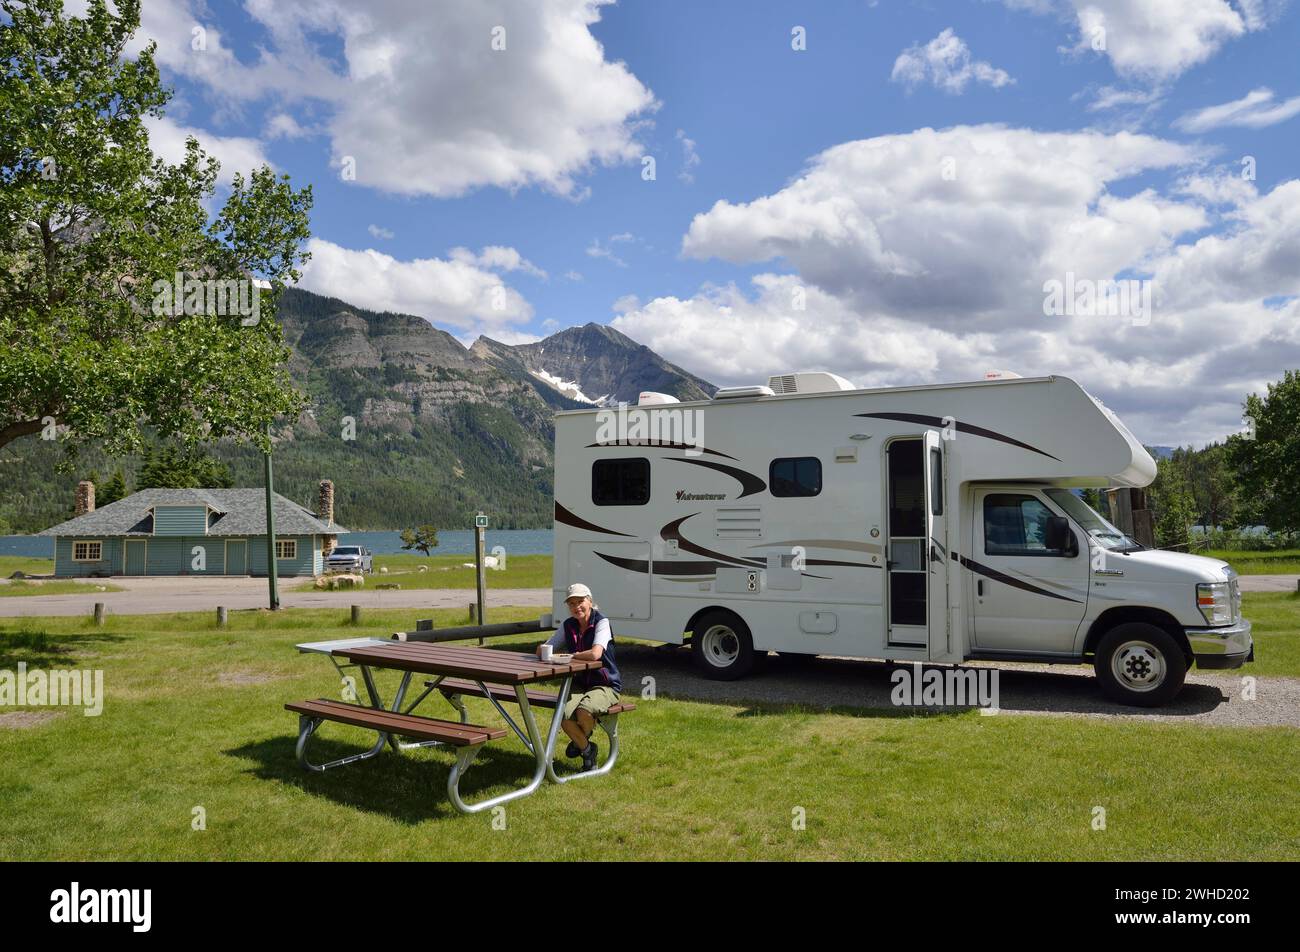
[638,391,680,406]
[713,385,775,400]
[765,372,856,394]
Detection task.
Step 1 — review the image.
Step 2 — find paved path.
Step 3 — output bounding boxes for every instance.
[1238,574,1299,592]
[0,576,551,617]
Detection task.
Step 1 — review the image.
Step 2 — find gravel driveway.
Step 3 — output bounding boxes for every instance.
[614,644,1300,728]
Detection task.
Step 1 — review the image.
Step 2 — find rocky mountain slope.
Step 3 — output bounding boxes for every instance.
[1,289,716,532]
[472,322,716,406]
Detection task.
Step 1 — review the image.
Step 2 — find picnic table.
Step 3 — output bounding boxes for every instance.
[287,638,633,813]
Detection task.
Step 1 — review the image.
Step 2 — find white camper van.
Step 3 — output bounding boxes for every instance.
[551,373,1252,707]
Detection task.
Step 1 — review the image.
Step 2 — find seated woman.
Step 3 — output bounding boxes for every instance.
[537,583,622,771]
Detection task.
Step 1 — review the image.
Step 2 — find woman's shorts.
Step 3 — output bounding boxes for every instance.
[563,686,620,721]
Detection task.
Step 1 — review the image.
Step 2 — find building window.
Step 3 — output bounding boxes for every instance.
[770,457,821,497]
[275,539,297,560]
[72,541,103,562]
[592,458,650,506]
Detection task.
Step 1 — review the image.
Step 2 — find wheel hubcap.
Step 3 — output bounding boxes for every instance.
[1111,640,1166,692]
[701,625,740,668]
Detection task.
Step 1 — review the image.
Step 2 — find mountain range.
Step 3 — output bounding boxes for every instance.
[0,288,716,533]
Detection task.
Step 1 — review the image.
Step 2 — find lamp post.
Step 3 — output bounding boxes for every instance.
[264,422,280,611]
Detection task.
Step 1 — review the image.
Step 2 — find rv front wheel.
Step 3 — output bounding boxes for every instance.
[1093,623,1187,708]
[692,611,756,681]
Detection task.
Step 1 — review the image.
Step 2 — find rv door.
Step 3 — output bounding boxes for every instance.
[924,430,951,657]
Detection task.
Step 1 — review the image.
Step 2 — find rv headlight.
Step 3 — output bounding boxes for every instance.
[1196,582,1233,626]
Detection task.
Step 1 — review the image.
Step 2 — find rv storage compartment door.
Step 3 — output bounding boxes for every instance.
[564,541,651,621]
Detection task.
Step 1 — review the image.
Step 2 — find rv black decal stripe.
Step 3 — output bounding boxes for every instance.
[665,457,767,497]
[805,559,880,570]
[854,412,1061,462]
[661,514,767,568]
[951,552,1083,603]
[585,439,737,460]
[595,551,650,574]
[554,501,636,538]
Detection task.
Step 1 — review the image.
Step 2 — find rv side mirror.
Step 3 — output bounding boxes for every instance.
[1045,516,1075,556]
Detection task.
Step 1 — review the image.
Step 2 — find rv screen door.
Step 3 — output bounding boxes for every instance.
[886,432,948,655]
[886,438,926,647]
[924,430,950,657]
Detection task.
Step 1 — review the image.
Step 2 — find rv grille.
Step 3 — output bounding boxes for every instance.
[770,374,797,394]
[716,506,762,540]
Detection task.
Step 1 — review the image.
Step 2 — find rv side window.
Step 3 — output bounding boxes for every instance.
[930,448,943,516]
[592,458,650,506]
[983,494,1065,556]
[770,457,821,497]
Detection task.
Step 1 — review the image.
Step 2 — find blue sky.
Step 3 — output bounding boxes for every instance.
[122,0,1300,446]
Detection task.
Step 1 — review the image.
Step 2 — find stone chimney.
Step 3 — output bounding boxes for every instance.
[318,479,334,526]
[75,480,95,516]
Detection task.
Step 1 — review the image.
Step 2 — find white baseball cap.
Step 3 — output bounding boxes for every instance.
[564,583,593,602]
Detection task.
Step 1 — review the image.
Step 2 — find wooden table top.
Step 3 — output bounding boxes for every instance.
[330,642,604,684]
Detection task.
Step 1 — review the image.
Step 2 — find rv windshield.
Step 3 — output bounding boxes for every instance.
[1044,489,1143,552]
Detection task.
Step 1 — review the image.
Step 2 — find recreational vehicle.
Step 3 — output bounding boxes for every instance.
[551,373,1253,707]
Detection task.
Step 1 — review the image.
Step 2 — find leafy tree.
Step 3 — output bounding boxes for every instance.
[98,467,128,505]
[1227,370,1300,536]
[0,0,312,458]
[1149,458,1196,549]
[138,443,232,489]
[1172,442,1237,529]
[400,525,439,556]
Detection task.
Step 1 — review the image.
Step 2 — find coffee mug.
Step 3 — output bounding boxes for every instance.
[539,643,553,661]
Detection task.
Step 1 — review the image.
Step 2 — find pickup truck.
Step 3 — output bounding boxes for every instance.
[326,545,373,574]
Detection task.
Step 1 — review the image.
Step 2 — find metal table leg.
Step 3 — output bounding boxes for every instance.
[446,676,572,814]
[546,679,621,784]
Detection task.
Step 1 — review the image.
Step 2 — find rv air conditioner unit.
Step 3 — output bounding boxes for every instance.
[766,372,856,394]
[638,391,681,406]
[713,385,775,400]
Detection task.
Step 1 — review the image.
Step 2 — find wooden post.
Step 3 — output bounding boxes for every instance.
[351,604,362,625]
[216,606,228,628]
[93,602,105,627]
[468,602,477,624]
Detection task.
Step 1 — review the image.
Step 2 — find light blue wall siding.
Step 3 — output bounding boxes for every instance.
[246,535,317,577]
[55,538,123,577]
[55,535,319,576]
[153,506,209,536]
[143,537,226,575]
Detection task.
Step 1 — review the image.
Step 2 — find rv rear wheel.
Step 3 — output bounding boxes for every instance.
[1093,623,1187,708]
[692,611,756,681]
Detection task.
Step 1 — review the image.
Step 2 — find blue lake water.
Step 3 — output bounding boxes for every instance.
[0,529,554,560]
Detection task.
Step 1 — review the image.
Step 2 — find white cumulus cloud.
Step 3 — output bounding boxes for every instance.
[297,239,535,336]
[891,29,1013,93]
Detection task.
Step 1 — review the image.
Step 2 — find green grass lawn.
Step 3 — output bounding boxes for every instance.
[0,555,55,578]
[1237,592,1300,677]
[0,579,123,597]
[0,597,1297,861]
[1209,549,1300,576]
[300,553,553,591]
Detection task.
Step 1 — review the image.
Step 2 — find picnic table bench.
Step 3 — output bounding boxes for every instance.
[288,638,630,812]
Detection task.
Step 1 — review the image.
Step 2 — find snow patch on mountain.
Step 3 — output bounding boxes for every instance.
[531,368,599,404]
